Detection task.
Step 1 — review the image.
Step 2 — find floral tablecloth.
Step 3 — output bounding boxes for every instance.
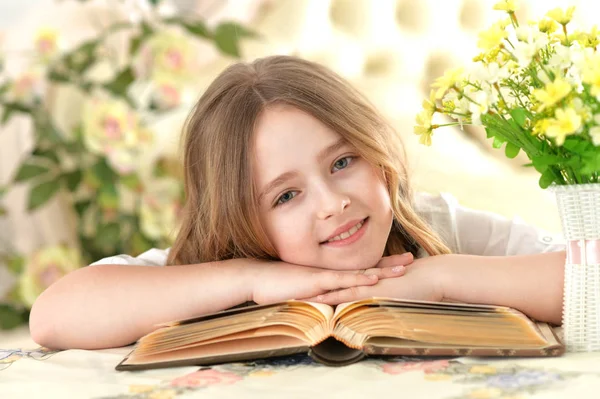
[2,327,600,399]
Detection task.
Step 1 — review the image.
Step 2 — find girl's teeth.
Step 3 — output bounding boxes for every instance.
[327,220,364,243]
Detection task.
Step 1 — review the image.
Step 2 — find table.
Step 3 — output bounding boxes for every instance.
[2,326,600,399]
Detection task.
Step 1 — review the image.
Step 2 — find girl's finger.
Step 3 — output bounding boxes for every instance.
[310,286,367,305]
[315,271,378,292]
[376,252,414,269]
[363,265,406,279]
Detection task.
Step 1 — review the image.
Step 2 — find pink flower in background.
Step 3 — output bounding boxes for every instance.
[140,177,182,240]
[382,360,450,375]
[34,27,60,62]
[82,95,154,173]
[170,369,242,388]
[19,245,81,307]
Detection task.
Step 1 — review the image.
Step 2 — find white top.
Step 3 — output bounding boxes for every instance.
[89,192,565,267]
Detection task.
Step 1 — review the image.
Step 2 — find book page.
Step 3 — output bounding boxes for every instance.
[335,304,548,348]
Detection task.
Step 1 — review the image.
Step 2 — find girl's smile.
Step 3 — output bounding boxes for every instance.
[320,217,369,246]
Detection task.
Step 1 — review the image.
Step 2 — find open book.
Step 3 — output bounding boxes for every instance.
[116,298,564,371]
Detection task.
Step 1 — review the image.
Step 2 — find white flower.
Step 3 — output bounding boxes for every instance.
[512,26,550,68]
[470,62,511,85]
[468,90,490,125]
[591,115,600,146]
[548,43,577,70]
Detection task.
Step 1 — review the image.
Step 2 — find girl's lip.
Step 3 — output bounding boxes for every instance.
[320,217,368,247]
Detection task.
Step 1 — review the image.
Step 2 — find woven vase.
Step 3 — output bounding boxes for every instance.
[551,183,600,352]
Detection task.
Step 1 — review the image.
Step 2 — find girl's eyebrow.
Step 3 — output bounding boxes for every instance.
[258,138,348,203]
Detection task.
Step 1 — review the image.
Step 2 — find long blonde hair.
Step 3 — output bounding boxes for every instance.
[167,55,450,266]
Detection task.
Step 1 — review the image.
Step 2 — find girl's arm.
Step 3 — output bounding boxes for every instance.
[439,251,565,325]
[30,254,412,350]
[310,251,566,325]
[29,260,254,350]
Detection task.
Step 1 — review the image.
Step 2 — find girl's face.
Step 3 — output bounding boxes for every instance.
[253,105,393,270]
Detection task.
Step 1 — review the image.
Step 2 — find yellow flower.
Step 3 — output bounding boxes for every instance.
[545,108,582,145]
[533,118,551,136]
[431,67,465,99]
[19,245,81,307]
[546,6,576,25]
[538,19,559,34]
[493,0,519,13]
[414,109,434,146]
[469,365,497,374]
[422,90,437,114]
[578,25,600,48]
[581,53,600,97]
[477,20,509,51]
[532,78,572,111]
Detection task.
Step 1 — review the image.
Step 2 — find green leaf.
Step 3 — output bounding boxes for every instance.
[538,168,556,189]
[0,206,6,217]
[74,200,91,217]
[1,107,13,125]
[182,21,211,38]
[60,39,99,75]
[580,152,600,175]
[120,173,143,191]
[505,142,520,159]
[14,162,50,183]
[104,66,135,97]
[99,182,119,210]
[62,170,83,192]
[6,256,25,275]
[130,22,153,55]
[509,107,527,128]
[492,137,505,149]
[213,22,256,57]
[92,158,117,185]
[0,305,28,330]
[0,185,7,200]
[95,222,121,249]
[28,179,61,211]
[32,148,60,164]
[131,231,153,256]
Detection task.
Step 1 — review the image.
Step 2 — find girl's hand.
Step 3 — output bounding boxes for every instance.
[301,255,446,305]
[249,252,414,304]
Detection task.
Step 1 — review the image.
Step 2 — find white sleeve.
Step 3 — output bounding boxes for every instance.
[88,248,170,267]
[443,194,565,256]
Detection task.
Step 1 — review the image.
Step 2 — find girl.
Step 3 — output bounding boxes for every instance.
[29,56,566,351]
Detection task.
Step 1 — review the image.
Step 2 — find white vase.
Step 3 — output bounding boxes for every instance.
[551,183,600,352]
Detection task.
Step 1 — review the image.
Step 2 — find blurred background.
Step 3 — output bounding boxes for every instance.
[0,0,591,328]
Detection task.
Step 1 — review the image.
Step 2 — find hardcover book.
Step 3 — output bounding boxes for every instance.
[116,297,564,371]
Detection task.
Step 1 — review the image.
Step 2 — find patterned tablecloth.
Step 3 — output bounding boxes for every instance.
[2,327,600,399]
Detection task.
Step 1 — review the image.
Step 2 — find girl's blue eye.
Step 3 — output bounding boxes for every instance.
[332,156,354,172]
[275,191,297,206]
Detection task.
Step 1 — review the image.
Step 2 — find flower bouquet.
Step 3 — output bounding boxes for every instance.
[416,0,600,351]
[0,0,255,329]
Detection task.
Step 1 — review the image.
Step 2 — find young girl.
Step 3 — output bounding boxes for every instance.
[29,55,566,351]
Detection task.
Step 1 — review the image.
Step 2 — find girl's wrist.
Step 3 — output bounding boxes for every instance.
[432,254,463,303]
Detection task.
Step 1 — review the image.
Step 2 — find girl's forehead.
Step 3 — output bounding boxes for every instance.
[253,106,344,153]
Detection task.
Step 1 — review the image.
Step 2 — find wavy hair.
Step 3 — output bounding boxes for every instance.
[167,55,450,265]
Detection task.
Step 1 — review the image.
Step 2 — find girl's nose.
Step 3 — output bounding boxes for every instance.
[316,186,351,220]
